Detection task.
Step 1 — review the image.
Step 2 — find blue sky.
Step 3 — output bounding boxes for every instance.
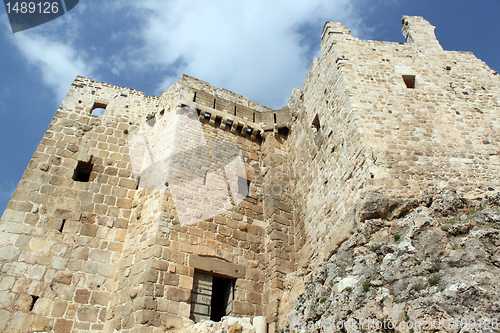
[0,0,499,213]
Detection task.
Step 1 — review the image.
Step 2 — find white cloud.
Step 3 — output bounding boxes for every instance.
[9,33,92,101]
[5,10,93,102]
[112,0,368,108]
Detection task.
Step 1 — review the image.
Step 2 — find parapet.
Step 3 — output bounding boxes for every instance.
[320,22,352,54]
[401,15,443,51]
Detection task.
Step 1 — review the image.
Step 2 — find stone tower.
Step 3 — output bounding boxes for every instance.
[0,16,499,333]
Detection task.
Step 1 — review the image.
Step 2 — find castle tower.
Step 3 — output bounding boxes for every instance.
[288,15,500,269]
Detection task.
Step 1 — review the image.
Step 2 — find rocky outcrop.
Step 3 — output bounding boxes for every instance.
[280,186,500,332]
[172,316,256,333]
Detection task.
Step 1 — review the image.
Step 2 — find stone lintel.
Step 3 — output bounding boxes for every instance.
[188,254,245,278]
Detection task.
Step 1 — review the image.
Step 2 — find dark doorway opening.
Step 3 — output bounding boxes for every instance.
[210,276,234,322]
[190,272,235,323]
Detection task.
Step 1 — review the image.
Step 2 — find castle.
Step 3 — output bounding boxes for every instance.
[0,16,499,333]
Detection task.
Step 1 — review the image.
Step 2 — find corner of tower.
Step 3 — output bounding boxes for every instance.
[320,22,352,54]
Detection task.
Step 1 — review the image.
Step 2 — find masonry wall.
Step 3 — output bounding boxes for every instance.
[0,76,155,332]
[104,93,268,332]
[287,16,500,269]
[0,73,292,332]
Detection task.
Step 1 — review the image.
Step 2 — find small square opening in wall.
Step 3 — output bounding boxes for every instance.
[73,160,93,182]
[90,102,107,116]
[402,75,416,89]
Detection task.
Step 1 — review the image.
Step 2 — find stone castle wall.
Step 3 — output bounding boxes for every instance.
[287,16,500,268]
[0,15,499,333]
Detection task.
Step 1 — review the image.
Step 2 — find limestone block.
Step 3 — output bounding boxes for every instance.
[0,246,20,260]
[0,309,11,330]
[77,305,98,322]
[26,265,46,280]
[54,318,73,333]
[8,312,34,331]
[32,297,53,316]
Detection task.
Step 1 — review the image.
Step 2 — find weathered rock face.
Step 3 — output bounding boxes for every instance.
[280,186,500,332]
[172,316,256,333]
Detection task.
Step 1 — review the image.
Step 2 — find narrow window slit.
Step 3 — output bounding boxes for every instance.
[274,113,277,124]
[59,220,66,233]
[29,296,39,312]
[312,114,321,131]
[193,92,197,102]
[136,176,141,190]
[253,113,255,123]
[234,106,237,116]
[213,99,216,109]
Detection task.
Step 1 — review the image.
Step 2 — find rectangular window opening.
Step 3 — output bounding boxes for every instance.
[402,75,416,89]
[193,92,197,102]
[190,272,235,323]
[273,113,277,124]
[213,99,216,109]
[90,102,107,116]
[73,159,93,182]
[253,113,255,123]
[234,105,237,116]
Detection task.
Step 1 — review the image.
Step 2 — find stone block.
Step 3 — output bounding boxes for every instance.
[0,310,11,330]
[74,289,91,303]
[54,209,73,220]
[0,246,20,260]
[51,301,68,317]
[8,312,34,331]
[29,238,53,253]
[166,287,190,302]
[90,291,111,306]
[77,305,98,322]
[26,265,46,280]
[2,261,29,277]
[53,271,73,285]
[232,300,256,316]
[32,297,53,316]
[80,224,98,237]
[54,318,73,333]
